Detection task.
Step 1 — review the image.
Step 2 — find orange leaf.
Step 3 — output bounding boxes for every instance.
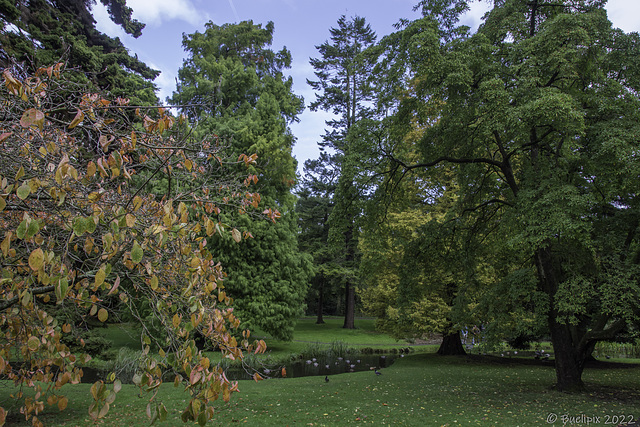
[58,396,68,411]
[68,109,84,129]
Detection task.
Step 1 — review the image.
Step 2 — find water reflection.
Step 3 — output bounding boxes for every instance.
[226,354,397,380]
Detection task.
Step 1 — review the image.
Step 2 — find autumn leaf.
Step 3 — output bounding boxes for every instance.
[97,308,108,322]
[28,248,44,270]
[27,336,40,351]
[131,241,143,264]
[20,108,45,129]
[231,228,242,243]
[68,109,84,129]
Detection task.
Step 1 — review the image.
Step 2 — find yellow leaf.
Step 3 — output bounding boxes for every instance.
[133,196,143,211]
[231,228,242,243]
[28,248,44,270]
[125,214,135,228]
[150,275,158,290]
[58,396,68,411]
[172,314,180,328]
[97,308,108,322]
[95,267,106,288]
[86,161,96,178]
[15,166,24,181]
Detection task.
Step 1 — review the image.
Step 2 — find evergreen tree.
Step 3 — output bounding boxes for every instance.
[170,20,311,341]
[0,0,158,104]
[296,153,341,324]
[307,15,378,329]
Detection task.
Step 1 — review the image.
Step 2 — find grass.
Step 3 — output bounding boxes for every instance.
[2,353,639,426]
[2,318,639,425]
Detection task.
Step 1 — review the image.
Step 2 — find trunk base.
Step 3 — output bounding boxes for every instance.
[437,331,467,355]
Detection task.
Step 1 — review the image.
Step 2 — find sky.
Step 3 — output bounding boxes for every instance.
[93,0,640,175]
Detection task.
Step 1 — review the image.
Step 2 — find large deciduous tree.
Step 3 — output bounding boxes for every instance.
[377,0,640,390]
[0,0,158,104]
[170,20,311,341]
[0,65,267,425]
[307,15,378,329]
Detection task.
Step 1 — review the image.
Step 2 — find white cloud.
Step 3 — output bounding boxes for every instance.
[605,0,640,33]
[126,0,208,27]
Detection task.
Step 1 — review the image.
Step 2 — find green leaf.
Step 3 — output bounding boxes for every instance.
[16,182,30,200]
[131,241,143,264]
[73,217,87,236]
[85,216,97,234]
[16,219,27,239]
[55,278,69,302]
[25,219,41,239]
[27,336,40,351]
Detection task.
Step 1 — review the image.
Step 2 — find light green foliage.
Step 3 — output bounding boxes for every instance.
[171,20,311,340]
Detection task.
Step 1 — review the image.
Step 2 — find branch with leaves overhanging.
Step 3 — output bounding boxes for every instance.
[0,64,273,426]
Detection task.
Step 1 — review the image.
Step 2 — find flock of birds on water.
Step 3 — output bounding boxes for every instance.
[299,355,399,382]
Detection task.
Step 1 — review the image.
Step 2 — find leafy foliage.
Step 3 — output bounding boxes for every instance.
[372,0,640,390]
[0,65,268,426]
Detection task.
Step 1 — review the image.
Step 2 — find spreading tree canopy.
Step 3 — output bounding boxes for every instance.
[376,0,640,390]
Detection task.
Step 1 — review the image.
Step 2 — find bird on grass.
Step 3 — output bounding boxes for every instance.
[374,368,382,376]
[325,376,329,382]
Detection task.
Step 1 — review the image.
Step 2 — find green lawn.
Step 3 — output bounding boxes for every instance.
[3,353,639,426]
[3,319,639,426]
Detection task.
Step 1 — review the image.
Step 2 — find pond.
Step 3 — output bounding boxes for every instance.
[227,353,400,380]
[65,352,404,383]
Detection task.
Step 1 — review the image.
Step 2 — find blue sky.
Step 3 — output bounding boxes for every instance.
[93,0,640,174]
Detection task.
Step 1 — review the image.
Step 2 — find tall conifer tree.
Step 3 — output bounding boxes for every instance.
[170,20,311,340]
[307,15,377,329]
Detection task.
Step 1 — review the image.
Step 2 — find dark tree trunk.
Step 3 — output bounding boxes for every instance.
[342,223,356,329]
[343,280,355,329]
[535,246,586,391]
[316,279,325,324]
[548,319,585,391]
[437,330,466,355]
